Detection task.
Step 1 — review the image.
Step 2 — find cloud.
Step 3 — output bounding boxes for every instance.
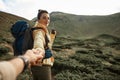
[0,0,38,19]
[0,0,8,11]
[0,0,120,20]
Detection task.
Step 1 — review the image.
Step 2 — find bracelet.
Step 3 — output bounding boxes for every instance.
[18,56,29,72]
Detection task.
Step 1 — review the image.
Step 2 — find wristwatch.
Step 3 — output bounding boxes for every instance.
[18,56,29,72]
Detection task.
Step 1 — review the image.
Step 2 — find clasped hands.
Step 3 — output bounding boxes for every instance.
[23,48,45,66]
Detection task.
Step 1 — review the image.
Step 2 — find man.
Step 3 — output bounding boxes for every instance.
[0,48,44,80]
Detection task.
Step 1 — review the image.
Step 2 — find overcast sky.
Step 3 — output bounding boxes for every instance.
[0,0,120,20]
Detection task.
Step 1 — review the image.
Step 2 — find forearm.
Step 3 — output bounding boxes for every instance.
[0,61,17,80]
[0,49,44,80]
[49,33,56,49]
[9,57,24,76]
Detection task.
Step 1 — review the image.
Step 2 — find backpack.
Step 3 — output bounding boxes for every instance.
[11,20,51,57]
[11,20,32,55]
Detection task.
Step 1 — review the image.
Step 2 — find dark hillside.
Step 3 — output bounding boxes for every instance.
[0,11,31,42]
[52,34,120,80]
[49,12,120,39]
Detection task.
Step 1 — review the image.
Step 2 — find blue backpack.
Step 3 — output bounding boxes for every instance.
[11,20,33,56]
[11,20,52,58]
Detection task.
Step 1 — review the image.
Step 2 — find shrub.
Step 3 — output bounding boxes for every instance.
[0,46,10,56]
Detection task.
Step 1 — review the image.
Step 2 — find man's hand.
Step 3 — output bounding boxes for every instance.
[23,49,44,66]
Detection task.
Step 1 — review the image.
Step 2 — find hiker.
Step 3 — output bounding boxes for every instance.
[0,49,44,80]
[31,9,56,80]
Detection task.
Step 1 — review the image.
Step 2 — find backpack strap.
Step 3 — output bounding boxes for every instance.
[32,27,49,49]
[31,27,42,31]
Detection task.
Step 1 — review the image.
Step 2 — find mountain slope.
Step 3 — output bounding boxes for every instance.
[1,11,120,40]
[49,12,120,39]
[0,11,31,42]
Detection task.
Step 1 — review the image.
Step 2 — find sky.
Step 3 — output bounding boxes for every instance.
[0,0,120,20]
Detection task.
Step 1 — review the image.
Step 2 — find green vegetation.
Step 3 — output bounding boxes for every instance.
[0,46,9,56]
[52,36,120,80]
[0,11,120,80]
[49,12,120,39]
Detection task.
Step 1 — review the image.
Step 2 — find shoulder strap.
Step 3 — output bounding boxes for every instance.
[45,33,49,49]
[31,27,43,31]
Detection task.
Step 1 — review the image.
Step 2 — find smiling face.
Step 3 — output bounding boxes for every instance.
[38,13,50,27]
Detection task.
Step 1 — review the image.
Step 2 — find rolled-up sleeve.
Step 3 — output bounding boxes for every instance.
[33,30,45,50]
